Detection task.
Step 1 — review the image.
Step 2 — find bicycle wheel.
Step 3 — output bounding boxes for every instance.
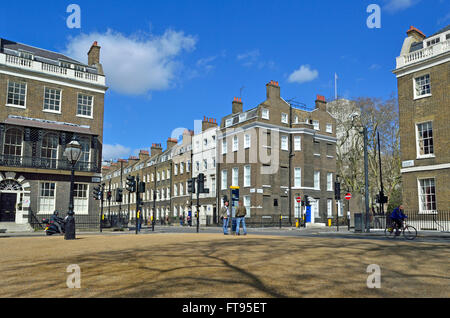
[384,227,396,239]
[403,225,417,240]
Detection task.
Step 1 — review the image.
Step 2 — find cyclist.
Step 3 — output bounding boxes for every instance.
[389,205,407,236]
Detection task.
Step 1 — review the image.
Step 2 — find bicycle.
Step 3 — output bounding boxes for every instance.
[385,220,417,240]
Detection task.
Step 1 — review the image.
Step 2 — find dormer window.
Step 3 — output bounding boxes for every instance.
[239,113,247,122]
[74,65,86,72]
[19,51,34,60]
[59,61,71,68]
[225,118,233,127]
[426,37,440,47]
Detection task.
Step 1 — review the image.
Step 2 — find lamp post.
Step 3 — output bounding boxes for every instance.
[64,138,82,240]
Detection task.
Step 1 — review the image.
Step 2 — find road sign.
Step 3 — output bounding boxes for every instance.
[345,193,352,200]
[296,196,301,203]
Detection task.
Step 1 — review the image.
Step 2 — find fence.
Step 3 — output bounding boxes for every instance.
[29,211,101,230]
[372,211,450,232]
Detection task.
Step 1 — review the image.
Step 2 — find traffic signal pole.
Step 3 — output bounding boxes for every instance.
[196,178,200,234]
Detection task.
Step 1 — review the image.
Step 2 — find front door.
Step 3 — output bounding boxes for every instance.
[0,193,17,222]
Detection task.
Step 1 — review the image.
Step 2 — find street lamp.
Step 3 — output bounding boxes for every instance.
[64,138,82,240]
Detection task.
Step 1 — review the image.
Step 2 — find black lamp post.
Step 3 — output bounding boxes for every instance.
[64,138,82,240]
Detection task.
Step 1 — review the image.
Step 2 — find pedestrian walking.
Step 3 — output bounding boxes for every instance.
[235,200,247,236]
[220,200,231,235]
[187,213,192,227]
[179,215,184,226]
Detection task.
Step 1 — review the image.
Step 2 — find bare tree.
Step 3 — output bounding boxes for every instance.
[328,96,402,213]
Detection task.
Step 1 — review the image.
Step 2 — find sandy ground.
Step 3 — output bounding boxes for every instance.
[0,233,448,298]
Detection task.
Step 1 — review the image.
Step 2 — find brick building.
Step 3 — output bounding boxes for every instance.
[393,25,450,212]
[192,117,218,225]
[218,81,337,225]
[0,38,107,228]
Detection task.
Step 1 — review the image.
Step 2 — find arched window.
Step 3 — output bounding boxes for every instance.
[41,133,58,169]
[4,128,23,157]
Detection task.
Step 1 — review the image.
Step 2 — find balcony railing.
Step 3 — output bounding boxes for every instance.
[0,52,105,86]
[0,154,99,173]
[396,40,450,69]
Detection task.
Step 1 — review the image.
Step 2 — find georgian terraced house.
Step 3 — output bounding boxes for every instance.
[393,25,450,212]
[0,38,107,229]
[218,81,337,225]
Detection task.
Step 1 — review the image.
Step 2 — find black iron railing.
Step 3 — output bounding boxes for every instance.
[0,154,98,172]
[372,211,450,232]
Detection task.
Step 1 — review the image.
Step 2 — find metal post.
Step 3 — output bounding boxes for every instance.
[100,183,104,233]
[136,175,140,235]
[65,166,76,240]
[196,178,200,234]
[364,127,370,232]
[336,200,339,232]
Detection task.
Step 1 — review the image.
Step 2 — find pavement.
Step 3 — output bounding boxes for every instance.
[1,224,449,243]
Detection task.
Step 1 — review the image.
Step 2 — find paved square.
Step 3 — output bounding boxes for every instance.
[0,234,448,297]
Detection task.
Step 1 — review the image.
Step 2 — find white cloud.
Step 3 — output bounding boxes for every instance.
[384,0,419,13]
[102,144,132,161]
[64,29,197,95]
[287,65,319,84]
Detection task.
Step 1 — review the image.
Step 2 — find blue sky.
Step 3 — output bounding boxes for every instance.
[1,0,449,160]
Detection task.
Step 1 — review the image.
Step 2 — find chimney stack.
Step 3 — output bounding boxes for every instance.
[167,138,178,149]
[232,97,243,114]
[315,94,327,111]
[139,150,150,160]
[202,116,218,131]
[266,80,280,100]
[406,26,426,42]
[151,143,163,157]
[88,41,101,66]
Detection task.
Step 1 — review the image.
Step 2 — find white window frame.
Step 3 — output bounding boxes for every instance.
[73,183,89,215]
[313,120,320,131]
[244,165,251,187]
[326,123,333,134]
[6,80,27,109]
[233,136,239,152]
[281,135,288,151]
[294,136,301,151]
[418,178,437,214]
[261,108,270,120]
[294,168,301,188]
[413,74,431,100]
[76,93,94,119]
[314,171,321,190]
[43,87,62,114]
[327,199,333,217]
[281,113,288,124]
[415,121,435,159]
[327,173,333,192]
[244,134,251,149]
[232,167,239,187]
[222,139,227,155]
[221,170,228,190]
[38,182,56,214]
[243,195,251,218]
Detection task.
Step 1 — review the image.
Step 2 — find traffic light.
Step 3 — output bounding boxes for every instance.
[376,193,388,204]
[93,186,102,201]
[187,179,195,194]
[107,191,112,201]
[334,182,341,200]
[197,173,206,193]
[126,176,136,193]
[138,181,146,194]
[115,188,123,202]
